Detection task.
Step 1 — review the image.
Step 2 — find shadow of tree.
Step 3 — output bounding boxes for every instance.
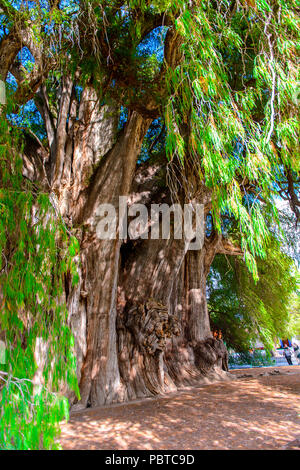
[61,368,300,450]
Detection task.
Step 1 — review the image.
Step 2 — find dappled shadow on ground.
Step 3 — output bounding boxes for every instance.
[60,366,300,450]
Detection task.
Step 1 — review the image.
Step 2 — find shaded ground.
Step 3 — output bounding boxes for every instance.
[60,366,300,450]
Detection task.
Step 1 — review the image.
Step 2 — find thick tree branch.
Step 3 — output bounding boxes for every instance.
[22,133,50,191]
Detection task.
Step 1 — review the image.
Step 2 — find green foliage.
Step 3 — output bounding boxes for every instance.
[164,0,300,278]
[208,238,299,352]
[0,113,79,449]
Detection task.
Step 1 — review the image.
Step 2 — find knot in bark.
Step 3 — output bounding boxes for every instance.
[126,299,180,356]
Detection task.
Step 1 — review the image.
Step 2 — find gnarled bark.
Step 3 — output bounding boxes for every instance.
[112,164,233,403]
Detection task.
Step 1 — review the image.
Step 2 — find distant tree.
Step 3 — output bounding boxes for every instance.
[208,238,299,352]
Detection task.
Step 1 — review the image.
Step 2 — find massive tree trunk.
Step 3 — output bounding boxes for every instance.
[22,86,237,407]
[17,78,241,408]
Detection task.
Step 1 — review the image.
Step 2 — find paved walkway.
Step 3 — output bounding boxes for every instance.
[60,366,300,450]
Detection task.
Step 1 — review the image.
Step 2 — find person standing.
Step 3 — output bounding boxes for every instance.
[292,343,300,365]
[283,347,293,366]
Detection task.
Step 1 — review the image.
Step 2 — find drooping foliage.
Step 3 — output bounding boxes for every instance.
[0,105,79,449]
[0,0,299,449]
[208,238,299,352]
[66,1,299,280]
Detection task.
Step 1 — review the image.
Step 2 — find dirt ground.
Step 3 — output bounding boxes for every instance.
[60,366,300,450]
